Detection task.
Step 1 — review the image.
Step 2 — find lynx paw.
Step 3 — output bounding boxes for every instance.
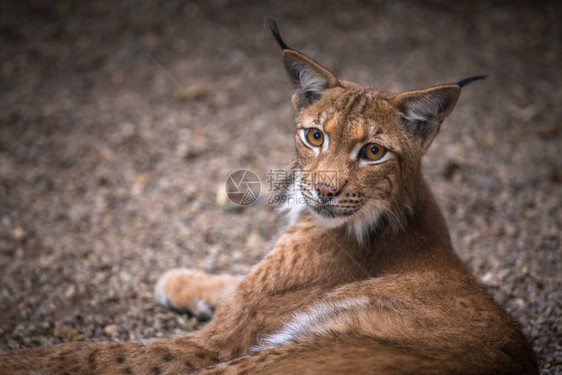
[155,268,241,320]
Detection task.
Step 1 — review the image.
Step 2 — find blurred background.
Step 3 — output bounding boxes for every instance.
[0,0,560,373]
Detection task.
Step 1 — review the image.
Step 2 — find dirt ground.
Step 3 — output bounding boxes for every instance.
[0,0,560,373]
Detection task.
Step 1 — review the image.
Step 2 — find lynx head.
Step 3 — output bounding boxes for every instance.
[268,20,485,242]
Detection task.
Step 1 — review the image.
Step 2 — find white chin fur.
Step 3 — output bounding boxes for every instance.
[347,204,386,244]
[278,180,386,243]
[313,201,387,244]
[312,211,351,228]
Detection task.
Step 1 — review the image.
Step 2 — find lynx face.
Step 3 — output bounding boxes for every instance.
[291,87,418,237]
[270,23,469,240]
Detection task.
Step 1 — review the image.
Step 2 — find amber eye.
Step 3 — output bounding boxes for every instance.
[361,143,387,161]
[305,128,324,147]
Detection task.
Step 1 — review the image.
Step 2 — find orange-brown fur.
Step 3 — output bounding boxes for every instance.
[0,21,537,375]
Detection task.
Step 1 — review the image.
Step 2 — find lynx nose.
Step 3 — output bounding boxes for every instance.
[316,182,337,198]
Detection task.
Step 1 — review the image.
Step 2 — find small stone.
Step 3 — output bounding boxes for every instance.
[245,231,264,251]
[485,227,505,238]
[132,173,151,196]
[174,84,208,101]
[54,325,82,342]
[64,285,76,298]
[12,226,26,240]
[442,161,461,180]
[183,185,198,199]
[548,169,562,184]
[480,272,494,284]
[103,324,119,336]
[7,339,20,350]
[215,184,228,206]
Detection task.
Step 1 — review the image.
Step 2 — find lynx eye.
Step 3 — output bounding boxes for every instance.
[305,128,324,147]
[361,143,387,161]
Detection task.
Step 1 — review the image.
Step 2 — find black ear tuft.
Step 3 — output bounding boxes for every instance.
[266,16,289,51]
[457,75,487,87]
[267,19,340,112]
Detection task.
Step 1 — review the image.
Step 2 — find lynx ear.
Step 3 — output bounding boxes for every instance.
[268,18,339,111]
[392,76,486,150]
[392,85,461,150]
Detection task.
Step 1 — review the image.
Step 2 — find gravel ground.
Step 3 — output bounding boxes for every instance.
[0,1,560,373]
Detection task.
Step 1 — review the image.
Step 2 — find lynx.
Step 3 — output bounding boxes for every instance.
[1,20,537,374]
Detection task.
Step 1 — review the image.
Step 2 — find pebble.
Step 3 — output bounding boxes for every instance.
[174,85,209,102]
[12,226,26,241]
[54,325,85,342]
[103,324,119,336]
